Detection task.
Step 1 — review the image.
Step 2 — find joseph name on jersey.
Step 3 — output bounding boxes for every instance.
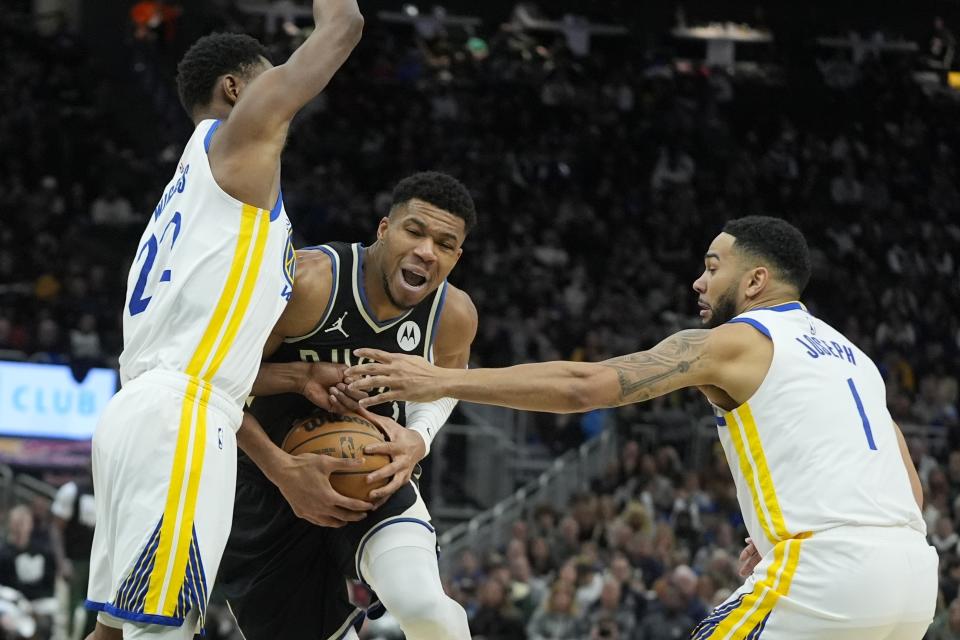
[715,302,924,557]
[118,119,295,408]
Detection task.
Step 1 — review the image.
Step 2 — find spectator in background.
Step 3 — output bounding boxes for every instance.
[929,16,957,71]
[634,577,696,640]
[577,578,636,638]
[452,549,484,597]
[526,581,579,640]
[0,505,56,636]
[830,160,863,207]
[650,144,695,194]
[50,474,97,639]
[552,515,581,561]
[469,577,526,640]
[506,553,545,618]
[673,564,709,623]
[928,596,960,640]
[528,536,556,579]
[69,313,102,365]
[27,318,66,365]
[89,186,136,226]
[606,552,646,617]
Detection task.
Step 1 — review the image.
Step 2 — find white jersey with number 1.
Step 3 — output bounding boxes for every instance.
[716,301,923,555]
[693,301,936,640]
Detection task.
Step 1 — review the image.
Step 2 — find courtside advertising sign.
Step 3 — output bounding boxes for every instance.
[0,361,117,440]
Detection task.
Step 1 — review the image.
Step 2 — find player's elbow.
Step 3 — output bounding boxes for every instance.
[567,366,618,413]
[329,11,364,47]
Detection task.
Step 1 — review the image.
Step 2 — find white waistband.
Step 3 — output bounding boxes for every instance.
[804,522,928,543]
[123,369,243,430]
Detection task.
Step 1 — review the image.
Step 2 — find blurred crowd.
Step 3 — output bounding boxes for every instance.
[0,3,957,436]
[432,438,960,640]
[1,0,960,638]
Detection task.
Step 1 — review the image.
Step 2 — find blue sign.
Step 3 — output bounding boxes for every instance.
[0,362,118,440]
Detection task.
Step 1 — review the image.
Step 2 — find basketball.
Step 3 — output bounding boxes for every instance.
[280,411,391,501]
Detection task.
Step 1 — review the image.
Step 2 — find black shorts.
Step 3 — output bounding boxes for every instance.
[218,464,421,640]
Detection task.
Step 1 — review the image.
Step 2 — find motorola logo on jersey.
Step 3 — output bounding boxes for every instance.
[397,321,421,351]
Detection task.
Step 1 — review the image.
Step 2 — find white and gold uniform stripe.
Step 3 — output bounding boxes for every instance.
[724,403,793,545]
[144,204,271,617]
[693,534,809,639]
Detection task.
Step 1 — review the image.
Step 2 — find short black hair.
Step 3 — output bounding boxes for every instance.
[723,215,811,293]
[391,171,477,233]
[176,33,269,116]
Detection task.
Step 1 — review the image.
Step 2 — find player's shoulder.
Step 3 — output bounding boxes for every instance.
[288,247,334,301]
[705,322,767,360]
[440,284,478,328]
[294,246,335,275]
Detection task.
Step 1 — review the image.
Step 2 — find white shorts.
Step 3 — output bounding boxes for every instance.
[86,369,242,635]
[694,525,938,640]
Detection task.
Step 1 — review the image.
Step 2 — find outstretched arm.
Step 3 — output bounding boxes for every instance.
[345,329,719,413]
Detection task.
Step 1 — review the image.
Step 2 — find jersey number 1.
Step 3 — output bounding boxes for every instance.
[847,378,877,450]
[129,212,182,316]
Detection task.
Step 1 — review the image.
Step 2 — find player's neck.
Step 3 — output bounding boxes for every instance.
[361,245,406,321]
[191,103,232,126]
[740,292,801,313]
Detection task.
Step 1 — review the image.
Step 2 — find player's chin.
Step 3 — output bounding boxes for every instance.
[393,279,431,307]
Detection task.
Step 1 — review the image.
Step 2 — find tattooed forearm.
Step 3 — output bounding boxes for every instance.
[599,330,710,404]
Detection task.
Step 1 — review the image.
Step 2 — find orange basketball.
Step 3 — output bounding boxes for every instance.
[281,411,391,501]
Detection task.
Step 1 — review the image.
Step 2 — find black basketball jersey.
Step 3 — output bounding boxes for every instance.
[240,241,448,472]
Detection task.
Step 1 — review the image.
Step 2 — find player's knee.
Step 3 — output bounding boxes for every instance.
[389,586,466,634]
[387,586,444,624]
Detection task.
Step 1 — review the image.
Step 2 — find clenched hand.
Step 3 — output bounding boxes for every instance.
[343,349,447,406]
[274,451,374,527]
[330,389,425,502]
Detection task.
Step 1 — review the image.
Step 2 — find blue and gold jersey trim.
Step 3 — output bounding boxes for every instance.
[724,403,791,545]
[692,534,809,639]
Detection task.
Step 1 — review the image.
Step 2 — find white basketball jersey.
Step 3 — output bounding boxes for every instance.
[715,302,923,556]
[119,119,295,409]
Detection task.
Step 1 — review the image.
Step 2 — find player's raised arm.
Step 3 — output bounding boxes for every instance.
[203,0,363,208]
[346,328,739,413]
[227,0,362,134]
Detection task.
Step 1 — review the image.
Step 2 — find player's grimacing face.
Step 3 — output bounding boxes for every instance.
[692,232,743,328]
[377,199,465,309]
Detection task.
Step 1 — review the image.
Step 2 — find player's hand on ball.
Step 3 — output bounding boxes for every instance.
[328,394,426,503]
[276,452,374,527]
[300,362,349,410]
[738,537,761,577]
[344,349,446,406]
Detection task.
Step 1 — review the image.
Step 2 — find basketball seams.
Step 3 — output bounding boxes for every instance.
[283,428,385,455]
[329,470,386,476]
[280,414,392,499]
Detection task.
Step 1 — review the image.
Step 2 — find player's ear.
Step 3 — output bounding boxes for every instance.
[744,266,769,298]
[376,217,389,240]
[220,74,242,106]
